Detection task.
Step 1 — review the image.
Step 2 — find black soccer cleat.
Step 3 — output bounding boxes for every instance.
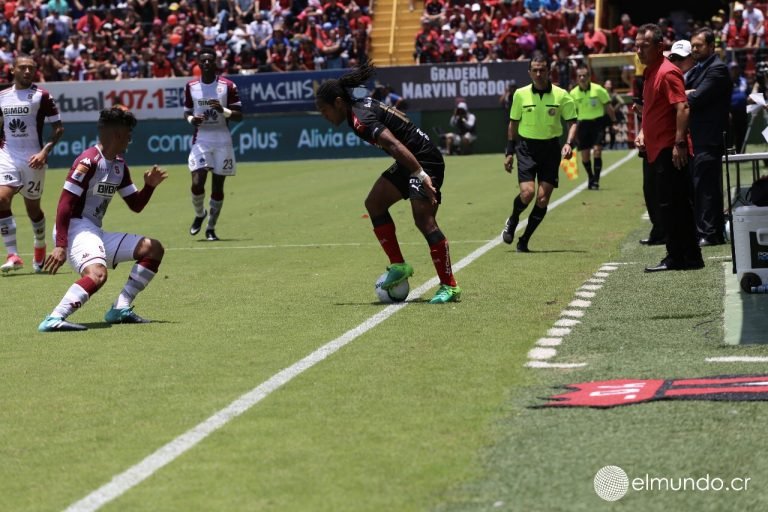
[190,210,208,235]
[205,229,219,241]
[501,216,518,244]
[516,237,530,253]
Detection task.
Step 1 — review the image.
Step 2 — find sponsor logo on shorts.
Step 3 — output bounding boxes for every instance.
[2,173,12,182]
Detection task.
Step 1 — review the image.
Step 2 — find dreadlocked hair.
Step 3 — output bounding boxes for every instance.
[316,60,377,105]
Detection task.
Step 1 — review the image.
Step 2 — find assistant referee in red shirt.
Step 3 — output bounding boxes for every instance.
[635,23,703,273]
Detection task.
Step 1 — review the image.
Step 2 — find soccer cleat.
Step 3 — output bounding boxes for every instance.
[501,215,518,244]
[516,238,530,253]
[38,316,87,332]
[205,229,219,241]
[380,262,414,290]
[33,246,45,273]
[429,284,462,304]
[1,253,23,273]
[105,306,150,324]
[190,210,208,235]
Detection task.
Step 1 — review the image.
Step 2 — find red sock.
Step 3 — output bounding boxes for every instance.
[373,223,405,264]
[430,239,457,287]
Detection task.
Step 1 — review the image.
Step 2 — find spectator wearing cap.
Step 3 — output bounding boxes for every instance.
[724,4,749,48]
[444,101,477,155]
[685,27,731,247]
[666,39,694,79]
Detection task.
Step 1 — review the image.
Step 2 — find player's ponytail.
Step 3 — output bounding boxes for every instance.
[316,60,376,105]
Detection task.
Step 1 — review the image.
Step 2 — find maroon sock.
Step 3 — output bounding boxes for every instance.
[373,222,405,264]
[429,238,457,287]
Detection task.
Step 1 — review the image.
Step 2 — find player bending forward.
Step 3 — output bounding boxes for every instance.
[38,107,167,332]
[315,61,461,304]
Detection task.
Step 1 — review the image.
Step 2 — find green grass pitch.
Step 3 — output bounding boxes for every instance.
[1,151,766,511]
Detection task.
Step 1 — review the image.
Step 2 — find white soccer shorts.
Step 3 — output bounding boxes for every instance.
[0,151,46,200]
[64,219,144,274]
[188,143,236,176]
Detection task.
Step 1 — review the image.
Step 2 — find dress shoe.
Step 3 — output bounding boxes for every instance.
[644,259,674,272]
[698,237,725,247]
[644,257,704,273]
[640,238,666,246]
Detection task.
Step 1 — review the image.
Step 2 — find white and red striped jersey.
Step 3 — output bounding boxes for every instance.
[183,76,241,145]
[0,84,60,157]
[62,146,136,228]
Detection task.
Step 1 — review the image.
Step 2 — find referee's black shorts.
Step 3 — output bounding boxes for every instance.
[516,137,561,188]
[576,117,606,150]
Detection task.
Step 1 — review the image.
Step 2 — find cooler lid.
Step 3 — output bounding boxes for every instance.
[733,205,768,217]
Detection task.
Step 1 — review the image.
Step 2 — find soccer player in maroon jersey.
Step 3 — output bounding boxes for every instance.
[38,107,167,332]
[315,61,461,304]
[0,55,64,273]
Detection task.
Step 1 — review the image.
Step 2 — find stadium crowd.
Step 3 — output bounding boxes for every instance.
[0,0,373,82]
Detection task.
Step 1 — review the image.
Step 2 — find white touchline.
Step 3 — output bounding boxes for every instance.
[525,361,588,369]
[64,152,639,512]
[706,356,768,363]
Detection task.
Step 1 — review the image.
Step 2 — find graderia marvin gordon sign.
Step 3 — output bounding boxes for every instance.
[376,61,529,110]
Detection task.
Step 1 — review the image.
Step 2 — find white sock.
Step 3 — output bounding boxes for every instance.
[52,283,90,319]
[192,193,205,217]
[207,198,223,230]
[0,215,18,255]
[115,263,157,309]
[31,217,46,248]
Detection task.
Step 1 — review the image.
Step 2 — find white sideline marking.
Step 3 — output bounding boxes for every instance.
[536,337,563,347]
[594,272,610,277]
[569,299,592,308]
[528,347,557,360]
[599,265,619,272]
[586,278,605,284]
[65,151,639,512]
[547,327,572,337]
[580,284,602,291]
[165,240,494,251]
[574,291,595,298]
[525,361,589,369]
[705,356,768,363]
[561,309,584,318]
[555,318,580,327]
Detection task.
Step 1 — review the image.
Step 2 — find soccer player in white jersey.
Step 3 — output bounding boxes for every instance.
[184,46,243,241]
[38,107,167,332]
[0,55,64,273]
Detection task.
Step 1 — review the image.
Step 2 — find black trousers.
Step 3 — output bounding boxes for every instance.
[652,148,702,264]
[689,147,725,242]
[642,154,666,241]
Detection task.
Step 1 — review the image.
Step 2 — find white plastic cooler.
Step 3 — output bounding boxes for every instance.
[732,205,768,284]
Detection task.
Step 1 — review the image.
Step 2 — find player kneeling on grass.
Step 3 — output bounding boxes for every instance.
[38,107,168,332]
[315,60,461,304]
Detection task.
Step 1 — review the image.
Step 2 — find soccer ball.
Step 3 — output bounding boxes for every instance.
[374,272,410,303]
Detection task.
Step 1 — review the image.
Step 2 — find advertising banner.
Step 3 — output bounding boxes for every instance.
[43,62,528,121]
[47,112,420,168]
[376,61,529,111]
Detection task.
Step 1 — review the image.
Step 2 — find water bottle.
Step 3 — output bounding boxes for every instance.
[751,284,768,293]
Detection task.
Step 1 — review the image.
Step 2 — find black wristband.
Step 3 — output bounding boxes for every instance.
[506,140,517,156]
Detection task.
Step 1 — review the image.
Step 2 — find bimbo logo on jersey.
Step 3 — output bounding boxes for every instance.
[95,182,118,197]
[2,105,31,116]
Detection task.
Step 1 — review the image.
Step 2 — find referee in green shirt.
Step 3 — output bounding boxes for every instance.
[569,63,616,190]
[502,55,578,252]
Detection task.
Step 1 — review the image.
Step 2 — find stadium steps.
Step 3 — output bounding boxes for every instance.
[370,0,423,66]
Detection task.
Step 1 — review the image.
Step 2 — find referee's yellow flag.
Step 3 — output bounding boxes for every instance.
[560,152,578,180]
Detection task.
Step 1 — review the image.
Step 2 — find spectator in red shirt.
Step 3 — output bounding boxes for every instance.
[583,19,607,54]
[602,13,637,51]
[75,7,102,36]
[634,23,702,273]
[151,49,175,77]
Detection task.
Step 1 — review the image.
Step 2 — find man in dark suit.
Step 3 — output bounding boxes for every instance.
[685,27,732,246]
